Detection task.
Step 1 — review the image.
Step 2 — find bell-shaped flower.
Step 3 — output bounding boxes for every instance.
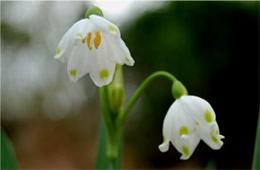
[159,95,224,160]
[54,15,134,87]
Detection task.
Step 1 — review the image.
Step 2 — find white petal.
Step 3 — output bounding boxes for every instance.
[67,43,90,82]
[119,39,135,66]
[54,19,89,63]
[104,35,135,66]
[180,96,216,125]
[73,19,93,41]
[163,99,200,159]
[89,15,120,37]
[90,15,134,66]
[198,122,224,150]
[168,100,197,139]
[104,36,125,65]
[159,103,174,153]
[88,32,116,87]
[159,99,199,157]
[179,96,224,150]
[158,140,170,153]
[174,133,200,160]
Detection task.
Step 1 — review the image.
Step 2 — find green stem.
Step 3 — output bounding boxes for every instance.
[107,129,121,170]
[99,70,177,169]
[99,83,122,169]
[117,71,177,127]
[99,86,114,134]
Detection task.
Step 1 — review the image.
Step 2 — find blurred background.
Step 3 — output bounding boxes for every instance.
[1,1,259,169]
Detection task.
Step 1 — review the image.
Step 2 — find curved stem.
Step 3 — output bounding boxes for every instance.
[117,71,177,127]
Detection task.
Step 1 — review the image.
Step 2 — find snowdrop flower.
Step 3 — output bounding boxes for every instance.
[159,95,224,160]
[54,15,134,87]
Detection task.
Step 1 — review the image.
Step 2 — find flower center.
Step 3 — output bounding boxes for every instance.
[81,31,101,50]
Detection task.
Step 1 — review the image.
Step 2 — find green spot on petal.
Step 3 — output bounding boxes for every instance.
[163,136,166,143]
[125,56,130,62]
[179,126,189,136]
[70,69,77,77]
[216,130,219,135]
[99,69,109,80]
[211,133,219,143]
[77,32,83,38]
[182,146,189,156]
[56,47,61,55]
[108,24,118,33]
[204,109,213,123]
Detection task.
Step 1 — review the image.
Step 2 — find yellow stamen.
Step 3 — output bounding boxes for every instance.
[87,32,92,50]
[94,31,101,49]
[81,37,86,44]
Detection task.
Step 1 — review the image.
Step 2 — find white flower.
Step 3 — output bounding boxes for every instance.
[159,95,224,160]
[54,15,134,87]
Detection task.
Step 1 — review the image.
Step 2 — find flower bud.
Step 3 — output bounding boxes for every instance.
[109,83,125,113]
[85,6,104,18]
[172,81,188,99]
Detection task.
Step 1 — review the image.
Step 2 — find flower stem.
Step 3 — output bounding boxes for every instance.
[99,86,114,134]
[99,86,121,169]
[98,66,124,169]
[117,71,177,127]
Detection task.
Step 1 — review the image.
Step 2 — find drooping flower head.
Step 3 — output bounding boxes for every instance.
[54,8,134,87]
[159,95,224,160]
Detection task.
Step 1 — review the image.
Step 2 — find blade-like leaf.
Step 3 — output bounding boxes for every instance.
[95,117,108,169]
[1,128,18,170]
[252,111,260,169]
[95,117,122,170]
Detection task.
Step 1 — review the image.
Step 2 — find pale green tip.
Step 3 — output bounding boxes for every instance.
[85,6,104,18]
[56,47,61,55]
[172,81,188,99]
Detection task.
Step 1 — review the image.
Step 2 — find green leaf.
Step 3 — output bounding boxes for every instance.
[95,117,122,170]
[1,128,18,170]
[205,159,216,170]
[252,111,260,169]
[95,117,109,169]
[114,132,122,170]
